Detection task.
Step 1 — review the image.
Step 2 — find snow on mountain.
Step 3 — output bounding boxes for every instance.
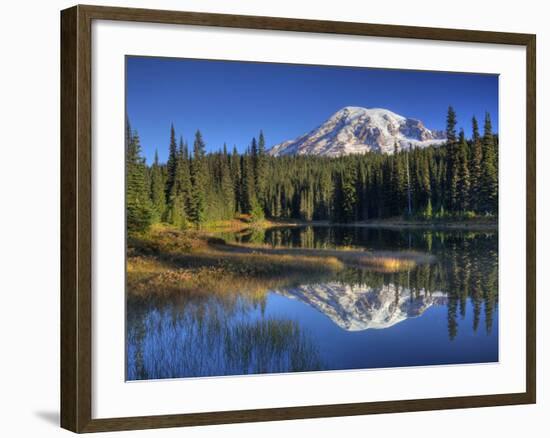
[274,283,447,331]
[268,106,446,157]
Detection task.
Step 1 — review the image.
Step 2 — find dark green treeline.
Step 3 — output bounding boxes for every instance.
[126,107,498,233]
[253,226,498,339]
[341,231,498,339]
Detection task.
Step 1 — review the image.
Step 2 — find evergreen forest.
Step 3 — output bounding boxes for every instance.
[126,106,498,234]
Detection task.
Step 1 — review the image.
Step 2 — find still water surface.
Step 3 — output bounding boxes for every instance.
[127,226,498,380]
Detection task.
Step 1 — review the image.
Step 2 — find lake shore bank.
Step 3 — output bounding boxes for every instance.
[194,215,498,233]
[126,224,436,298]
[208,237,433,271]
[200,216,498,233]
[267,218,497,230]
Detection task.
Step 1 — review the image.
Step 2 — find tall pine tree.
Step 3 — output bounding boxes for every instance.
[256,131,268,207]
[165,124,178,208]
[469,116,483,211]
[126,125,152,233]
[149,149,166,222]
[230,145,242,213]
[446,106,460,211]
[480,113,498,214]
[457,129,471,212]
[189,130,208,225]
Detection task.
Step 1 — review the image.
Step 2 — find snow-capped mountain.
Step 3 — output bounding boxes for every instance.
[274,283,447,331]
[268,106,446,157]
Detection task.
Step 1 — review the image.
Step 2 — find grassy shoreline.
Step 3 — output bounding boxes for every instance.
[268,219,497,231]
[127,223,435,298]
[208,238,433,271]
[199,215,498,233]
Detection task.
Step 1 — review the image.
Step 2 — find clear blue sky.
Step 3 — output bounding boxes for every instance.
[126,56,498,164]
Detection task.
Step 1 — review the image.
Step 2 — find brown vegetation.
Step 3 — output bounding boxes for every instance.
[127,224,342,298]
[127,224,433,299]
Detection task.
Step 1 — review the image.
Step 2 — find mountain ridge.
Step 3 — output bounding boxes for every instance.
[268,106,446,157]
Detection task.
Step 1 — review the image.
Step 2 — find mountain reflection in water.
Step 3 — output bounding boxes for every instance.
[277,283,447,331]
[127,226,498,380]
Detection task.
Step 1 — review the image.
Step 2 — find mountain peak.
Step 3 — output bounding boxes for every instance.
[268,106,445,157]
[335,106,404,119]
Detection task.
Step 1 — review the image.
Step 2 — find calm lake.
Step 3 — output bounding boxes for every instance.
[126,226,498,380]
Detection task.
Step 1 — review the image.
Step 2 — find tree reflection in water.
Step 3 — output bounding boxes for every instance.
[127,227,498,380]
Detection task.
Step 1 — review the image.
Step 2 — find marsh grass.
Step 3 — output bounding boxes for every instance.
[127,226,343,299]
[210,239,432,273]
[127,255,338,299]
[127,225,433,301]
[127,302,323,379]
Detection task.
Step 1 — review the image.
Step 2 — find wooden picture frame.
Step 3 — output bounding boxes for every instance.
[61,4,536,433]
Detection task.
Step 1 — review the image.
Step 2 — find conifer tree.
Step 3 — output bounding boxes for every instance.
[446,106,457,144]
[299,183,315,221]
[230,146,241,213]
[250,136,258,179]
[126,126,152,233]
[240,149,256,215]
[425,197,433,219]
[332,167,357,223]
[125,116,133,152]
[446,106,460,211]
[177,137,192,212]
[389,144,406,216]
[480,112,498,214]
[219,150,235,219]
[165,124,178,206]
[223,142,228,161]
[149,149,166,222]
[165,139,186,228]
[172,137,192,226]
[469,116,483,211]
[341,166,358,223]
[256,131,268,207]
[189,130,207,225]
[169,190,187,229]
[419,153,432,215]
[472,115,481,144]
[355,160,369,220]
[250,136,262,208]
[457,129,471,212]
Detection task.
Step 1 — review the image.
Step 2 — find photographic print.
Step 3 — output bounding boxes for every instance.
[125,57,499,381]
